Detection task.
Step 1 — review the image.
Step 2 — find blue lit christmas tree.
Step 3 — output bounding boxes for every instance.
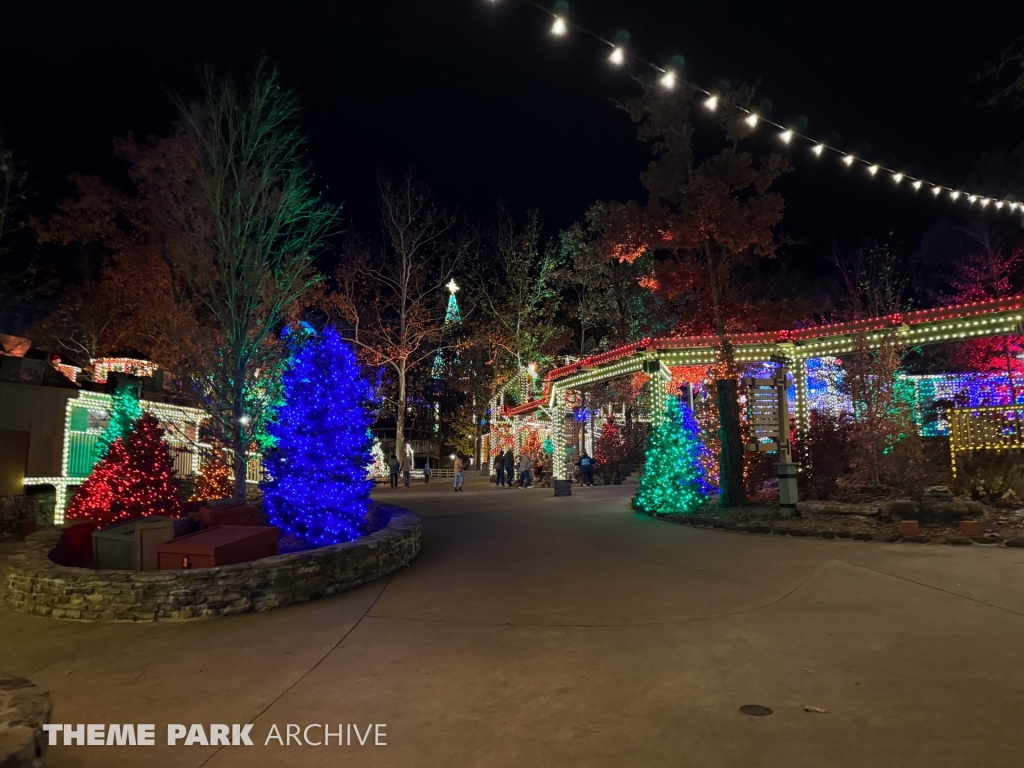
[262,325,374,546]
[632,396,712,515]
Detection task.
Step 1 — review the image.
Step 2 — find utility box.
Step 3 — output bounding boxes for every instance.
[134,516,197,571]
[93,515,197,570]
[155,525,279,570]
[553,479,572,497]
[200,502,259,529]
[92,518,143,570]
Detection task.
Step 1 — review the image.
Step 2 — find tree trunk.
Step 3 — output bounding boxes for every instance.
[716,379,746,507]
[707,244,744,507]
[395,363,407,460]
[231,370,247,501]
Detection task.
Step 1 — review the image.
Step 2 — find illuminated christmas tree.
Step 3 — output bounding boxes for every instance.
[366,436,388,478]
[262,326,374,546]
[67,413,183,525]
[521,427,542,456]
[632,397,711,515]
[189,452,233,502]
[431,280,462,379]
[94,380,143,463]
[595,415,625,483]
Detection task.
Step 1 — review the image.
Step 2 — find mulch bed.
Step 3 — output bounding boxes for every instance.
[647,502,1024,547]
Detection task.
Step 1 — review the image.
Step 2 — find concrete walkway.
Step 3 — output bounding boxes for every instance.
[3,476,1023,767]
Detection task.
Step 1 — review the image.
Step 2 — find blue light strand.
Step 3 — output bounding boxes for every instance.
[262,326,375,547]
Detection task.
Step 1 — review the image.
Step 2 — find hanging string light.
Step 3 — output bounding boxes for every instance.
[491,0,1020,214]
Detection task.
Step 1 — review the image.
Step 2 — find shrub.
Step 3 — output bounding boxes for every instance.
[801,410,856,500]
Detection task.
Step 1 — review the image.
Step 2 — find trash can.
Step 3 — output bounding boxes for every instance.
[553,480,572,497]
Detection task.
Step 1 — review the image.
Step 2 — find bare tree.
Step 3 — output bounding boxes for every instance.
[334,174,471,453]
[135,61,339,498]
[474,205,563,379]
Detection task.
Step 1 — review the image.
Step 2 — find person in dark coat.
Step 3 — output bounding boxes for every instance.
[502,449,515,488]
[387,453,401,488]
[494,454,506,487]
[576,451,595,487]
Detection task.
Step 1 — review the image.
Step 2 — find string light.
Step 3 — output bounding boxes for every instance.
[65,414,183,525]
[867,164,879,175]
[912,180,923,190]
[842,154,855,166]
[932,186,942,196]
[951,191,961,200]
[981,198,990,207]
[493,0,1023,215]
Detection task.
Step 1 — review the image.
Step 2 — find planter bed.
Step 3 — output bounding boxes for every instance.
[4,504,420,622]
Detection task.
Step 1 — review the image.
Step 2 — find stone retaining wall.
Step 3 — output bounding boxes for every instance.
[0,491,56,542]
[3,507,420,622]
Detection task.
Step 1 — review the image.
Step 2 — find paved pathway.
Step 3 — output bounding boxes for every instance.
[3,477,1023,767]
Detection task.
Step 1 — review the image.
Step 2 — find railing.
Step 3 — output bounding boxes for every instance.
[949,405,1024,475]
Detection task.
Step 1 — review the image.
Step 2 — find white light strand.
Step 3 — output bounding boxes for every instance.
[497,0,1020,215]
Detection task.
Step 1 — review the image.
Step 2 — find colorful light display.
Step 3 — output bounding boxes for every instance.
[93,380,143,463]
[189,454,233,502]
[632,397,711,515]
[262,326,374,547]
[65,414,183,525]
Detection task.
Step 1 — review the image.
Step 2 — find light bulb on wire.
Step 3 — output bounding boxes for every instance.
[932,186,942,197]
[893,173,904,184]
[950,191,961,200]
[912,180,923,190]
[704,95,718,110]
[842,155,855,166]
[660,70,676,89]
[779,130,793,144]
[867,165,879,175]
[551,16,567,36]
[609,47,624,65]
[811,144,824,157]
[744,113,758,128]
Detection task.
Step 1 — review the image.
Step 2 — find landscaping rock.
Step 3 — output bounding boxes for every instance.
[947,537,972,546]
[0,674,50,768]
[1007,538,1024,548]
[880,499,920,520]
[797,500,880,518]
[852,532,873,541]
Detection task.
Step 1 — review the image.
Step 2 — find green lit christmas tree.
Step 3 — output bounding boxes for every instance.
[94,380,143,463]
[632,396,711,515]
[431,279,462,379]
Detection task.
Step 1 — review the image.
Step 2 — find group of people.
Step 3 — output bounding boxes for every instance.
[386,453,465,491]
[492,449,550,489]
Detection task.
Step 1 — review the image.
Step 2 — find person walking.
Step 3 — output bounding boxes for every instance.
[503,449,515,489]
[423,463,432,485]
[388,453,401,488]
[518,452,533,488]
[453,455,465,491]
[400,451,412,487]
[576,451,595,487]
[494,453,505,488]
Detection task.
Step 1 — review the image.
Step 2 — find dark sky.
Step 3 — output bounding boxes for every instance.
[2,0,1022,274]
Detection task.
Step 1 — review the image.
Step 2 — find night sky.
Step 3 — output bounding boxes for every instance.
[2,0,1022,276]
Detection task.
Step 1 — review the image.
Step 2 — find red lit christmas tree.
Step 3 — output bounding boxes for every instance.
[595,415,625,483]
[66,413,182,525]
